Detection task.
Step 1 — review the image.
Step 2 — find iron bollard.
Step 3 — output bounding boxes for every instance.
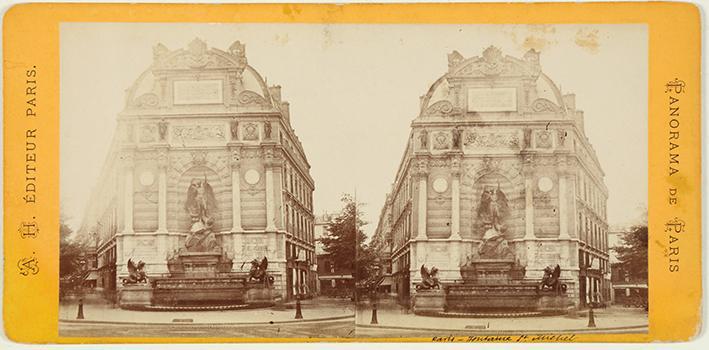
[587,306,596,328]
[77,298,85,320]
[294,294,303,319]
[370,302,378,325]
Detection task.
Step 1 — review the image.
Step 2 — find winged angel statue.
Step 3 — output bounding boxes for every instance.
[477,183,509,230]
[184,176,219,252]
[475,184,514,259]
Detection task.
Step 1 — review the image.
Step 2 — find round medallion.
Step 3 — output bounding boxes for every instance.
[538,177,554,192]
[139,171,154,187]
[244,169,261,185]
[432,177,448,193]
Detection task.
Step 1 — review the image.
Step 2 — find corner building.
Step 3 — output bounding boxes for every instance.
[377,47,610,308]
[77,39,316,301]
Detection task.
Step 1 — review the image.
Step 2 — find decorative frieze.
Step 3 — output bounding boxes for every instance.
[172,125,226,144]
[464,129,520,150]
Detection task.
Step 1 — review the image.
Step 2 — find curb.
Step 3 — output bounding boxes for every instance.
[59,314,354,327]
[354,323,648,334]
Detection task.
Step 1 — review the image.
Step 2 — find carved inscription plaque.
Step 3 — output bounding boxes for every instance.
[173,80,223,105]
[467,87,517,112]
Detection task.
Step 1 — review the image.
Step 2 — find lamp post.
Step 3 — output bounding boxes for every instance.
[294,282,303,319]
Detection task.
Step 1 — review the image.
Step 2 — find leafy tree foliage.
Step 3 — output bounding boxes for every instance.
[318,194,374,283]
[59,215,83,278]
[611,224,648,281]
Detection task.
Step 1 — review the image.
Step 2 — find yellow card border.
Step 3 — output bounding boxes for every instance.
[2,1,702,344]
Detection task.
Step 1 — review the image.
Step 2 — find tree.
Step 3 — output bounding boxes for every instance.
[59,213,87,298]
[59,214,82,277]
[611,224,648,281]
[319,194,374,283]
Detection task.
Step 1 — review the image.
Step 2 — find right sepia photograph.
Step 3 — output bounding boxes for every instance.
[354,24,648,337]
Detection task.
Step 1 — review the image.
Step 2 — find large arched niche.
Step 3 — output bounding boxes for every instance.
[168,165,228,233]
[468,172,524,240]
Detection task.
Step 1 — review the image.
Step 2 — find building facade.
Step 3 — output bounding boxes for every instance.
[375,46,610,308]
[371,195,394,294]
[76,39,316,301]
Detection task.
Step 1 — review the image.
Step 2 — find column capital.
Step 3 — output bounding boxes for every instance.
[263,146,284,168]
[412,156,429,177]
[120,150,135,170]
[450,155,462,176]
[229,148,242,169]
[521,152,535,176]
[156,147,169,169]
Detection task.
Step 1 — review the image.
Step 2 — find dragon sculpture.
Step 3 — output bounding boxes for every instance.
[540,264,567,295]
[122,258,148,285]
[247,257,275,287]
[415,264,441,290]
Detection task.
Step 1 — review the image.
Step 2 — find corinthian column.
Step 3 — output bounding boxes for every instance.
[230,149,243,232]
[157,149,168,233]
[557,155,571,239]
[558,175,570,239]
[265,148,277,232]
[450,157,462,240]
[523,155,535,240]
[122,153,134,234]
[415,159,428,240]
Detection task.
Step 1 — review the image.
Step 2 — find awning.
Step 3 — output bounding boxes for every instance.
[84,270,99,281]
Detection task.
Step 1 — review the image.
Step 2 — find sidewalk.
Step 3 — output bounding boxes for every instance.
[60,297,355,325]
[355,304,648,333]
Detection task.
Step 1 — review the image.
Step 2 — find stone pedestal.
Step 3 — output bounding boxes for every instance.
[413,289,445,315]
[537,294,573,315]
[460,259,524,284]
[245,282,276,307]
[118,285,153,310]
[167,251,233,277]
[152,276,248,306]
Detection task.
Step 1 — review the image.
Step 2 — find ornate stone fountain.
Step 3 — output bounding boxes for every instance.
[118,177,274,310]
[414,184,572,317]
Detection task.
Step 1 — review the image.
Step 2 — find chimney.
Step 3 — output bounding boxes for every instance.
[563,93,576,110]
[269,85,282,104]
[280,101,290,123]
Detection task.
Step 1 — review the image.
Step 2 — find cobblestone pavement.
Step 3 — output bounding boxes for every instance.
[59,297,354,324]
[355,302,648,337]
[59,319,355,338]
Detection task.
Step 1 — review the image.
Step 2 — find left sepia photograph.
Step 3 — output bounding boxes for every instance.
[58,23,357,338]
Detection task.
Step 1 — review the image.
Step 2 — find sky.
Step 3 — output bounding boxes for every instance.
[60,23,648,236]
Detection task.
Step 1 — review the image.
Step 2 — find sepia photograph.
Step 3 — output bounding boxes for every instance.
[58,22,648,338]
